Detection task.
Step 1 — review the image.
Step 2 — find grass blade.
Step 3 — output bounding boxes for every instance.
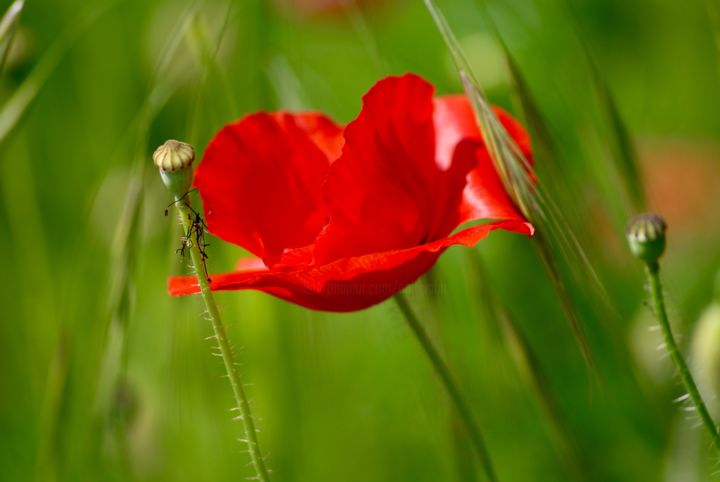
[266,56,310,111]
[0,0,24,78]
[499,311,589,480]
[0,1,116,148]
[92,4,203,470]
[34,333,69,482]
[476,1,560,175]
[585,49,645,212]
[469,253,592,481]
[423,0,602,371]
[560,0,645,213]
[184,4,239,141]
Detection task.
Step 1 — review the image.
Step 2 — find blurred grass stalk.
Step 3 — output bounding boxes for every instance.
[420,273,481,482]
[585,56,645,214]
[94,0,252,475]
[563,0,646,217]
[478,0,661,413]
[0,0,24,77]
[477,0,646,288]
[93,2,203,470]
[185,4,238,142]
[485,0,646,220]
[423,0,601,371]
[34,334,69,482]
[500,312,588,480]
[0,1,115,147]
[344,3,387,74]
[0,2,124,480]
[1,136,64,482]
[394,293,498,482]
[469,254,590,481]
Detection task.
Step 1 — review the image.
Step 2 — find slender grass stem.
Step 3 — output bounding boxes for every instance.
[173,196,271,482]
[645,261,720,452]
[393,292,498,482]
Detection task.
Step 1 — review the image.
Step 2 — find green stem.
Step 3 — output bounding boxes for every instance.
[393,293,498,482]
[174,197,271,482]
[645,261,720,452]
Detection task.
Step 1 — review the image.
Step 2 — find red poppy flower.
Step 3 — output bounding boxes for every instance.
[169,73,533,312]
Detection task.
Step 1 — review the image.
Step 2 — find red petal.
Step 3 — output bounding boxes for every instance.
[168,220,532,312]
[315,74,474,263]
[433,95,532,224]
[195,112,343,267]
[235,257,267,272]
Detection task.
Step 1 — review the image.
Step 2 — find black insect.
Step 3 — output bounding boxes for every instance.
[164,188,198,217]
[166,189,212,283]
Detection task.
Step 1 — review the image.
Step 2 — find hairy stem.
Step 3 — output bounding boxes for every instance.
[645,261,720,452]
[393,292,498,482]
[174,196,271,482]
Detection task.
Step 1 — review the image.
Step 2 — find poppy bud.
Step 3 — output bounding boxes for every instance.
[152,139,195,196]
[626,213,667,264]
[691,302,720,418]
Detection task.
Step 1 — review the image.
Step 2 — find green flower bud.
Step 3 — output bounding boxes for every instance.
[152,139,195,196]
[626,213,667,264]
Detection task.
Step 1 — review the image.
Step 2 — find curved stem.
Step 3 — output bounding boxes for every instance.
[393,293,498,482]
[174,197,271,482]
[645,261,720,452]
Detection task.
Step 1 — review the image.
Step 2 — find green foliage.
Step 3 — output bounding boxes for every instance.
[1,0,720,481]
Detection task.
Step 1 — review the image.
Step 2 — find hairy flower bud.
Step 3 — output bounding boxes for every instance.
[153,139,195,196]
[626,213,667,264]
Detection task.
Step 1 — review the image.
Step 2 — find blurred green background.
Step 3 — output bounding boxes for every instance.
[1,0,720,481]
